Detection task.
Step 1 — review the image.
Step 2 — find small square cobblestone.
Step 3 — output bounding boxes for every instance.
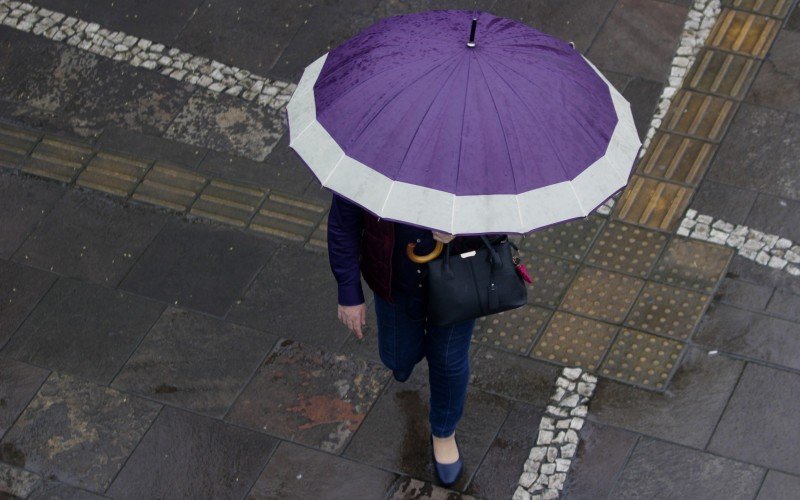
[651,238,733,293]
[560,267,645,324]
[473,305,552,354]
[586,221,668,278]
[599,328,685,391]
[531,311,618,370]
[625,282,712,340]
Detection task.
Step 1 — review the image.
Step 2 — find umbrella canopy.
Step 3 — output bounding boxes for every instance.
[288,10,640,235]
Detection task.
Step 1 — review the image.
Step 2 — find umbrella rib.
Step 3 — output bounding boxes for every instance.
[452,53,474,234]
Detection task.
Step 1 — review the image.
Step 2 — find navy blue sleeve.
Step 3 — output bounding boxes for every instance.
[327,193,365,306]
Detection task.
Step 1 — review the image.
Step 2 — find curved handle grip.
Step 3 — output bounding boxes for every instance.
[406,241,444,264]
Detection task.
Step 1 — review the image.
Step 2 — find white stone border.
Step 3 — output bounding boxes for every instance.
[0,0,296,110]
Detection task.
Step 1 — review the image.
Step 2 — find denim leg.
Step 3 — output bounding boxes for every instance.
[374,292,426,382]
[426,317,476,437]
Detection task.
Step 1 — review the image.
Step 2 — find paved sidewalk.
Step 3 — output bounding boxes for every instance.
[1,0,799,499]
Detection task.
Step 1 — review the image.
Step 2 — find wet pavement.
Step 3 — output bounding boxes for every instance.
[1,0,800,498]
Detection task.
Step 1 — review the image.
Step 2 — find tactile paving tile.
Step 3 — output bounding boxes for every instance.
[637,131,716,186]
[707,9,780,58]
[599,328,685,391]
[651,237,733,293]
[520,215,605,261]
[613,175,693,232]
[0,122,39,169]
[76,151,151,197]
[516,252,579,308]
[723,0,792,18]
[586,222,668,278]
[661,90,737,142]
[132,162,207,212]
[625,282,712,340]
[22,136,92,183]
[249,192,326,242]
[684,48,760,100]
[473,304,552,354]
[306,213,329,252]
[531,311,618,370]
[190,179,266,227]
[560,267,645,324]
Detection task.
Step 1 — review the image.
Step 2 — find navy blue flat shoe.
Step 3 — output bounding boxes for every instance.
[431,434,463,487]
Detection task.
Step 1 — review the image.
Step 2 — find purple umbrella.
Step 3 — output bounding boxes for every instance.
[288,10,640,238]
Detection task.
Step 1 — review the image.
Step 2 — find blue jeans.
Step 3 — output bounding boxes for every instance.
[373,290,476,438]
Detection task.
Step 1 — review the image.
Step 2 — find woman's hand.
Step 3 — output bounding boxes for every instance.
[432,231,455,244]
[338,303,366,339]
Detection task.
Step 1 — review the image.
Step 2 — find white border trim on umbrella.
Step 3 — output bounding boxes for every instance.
[287,53,641,235]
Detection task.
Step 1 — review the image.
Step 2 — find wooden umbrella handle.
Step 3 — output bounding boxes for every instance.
[406,241,444,264]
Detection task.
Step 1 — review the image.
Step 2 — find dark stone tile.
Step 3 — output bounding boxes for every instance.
[745,193,800,243]
[0,97,70,137]
[0,461,41,498]
[651,237,732,294]
[691,180,758,226]
[560,420,638,500]
[227,339,391,453]
[59,58,195,139]
[371,0,494,19]
[0,371,161,493]
[622,77,663,139]
[343,379,512,491]
[709,363,800,474]
[21,0,86,15]
[708,103,800,201]
[0,172,65,259]
[106,405,276,499]
[111,307,278,417]
[746,30,800,114]
[591,346,744,448]
[249,441,396,498]
[787,4,800,32]
[0,358,49,440]
[491,0,618,52]
[587,0,688,82]
[0,260,56,349]
[600,69,636,92]
[728,255,800,296]
[27,479,107,500]
[13,189,168,286]
[164,88,285,162]
[227,244,349,349]
[470,347,559,406]
[302,177,337,206]
[96,125,207,168]
[610,437,764,499]
[467,402,545,499]
[2,278,164,384]
[715,276,773,311]
[766,288,800,322]
[120,218,278,316]
[695,303,800,371]
[756,470,800,500]
[388,476,478,499]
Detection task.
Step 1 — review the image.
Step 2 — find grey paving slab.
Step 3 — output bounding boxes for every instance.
[590,346,744,448]
[96,125,207,168]
[13,189,168,286]
[756,470,800,500]
[0,259,56,349]
[2,277,164,384]
[468,347,559,406]
[690,179,758,225]
[787,4,800,31]
[709,362,800,475]
[0,172,65,260]
[0,371,161,493]
[227,244,350,349]
[491,0,618,53]
[467,402,545,500]
[106,405,277,500]
[560,420,639,500]
[343,379,512,492]
[120,218,278,317]
[0,357,49,440]
[111,307,279,417]
[164,87,285,162]
[0,461,41,498]
[708,103,800,202]
[746,30,800,114]
[388,476,478,499]
[249,441,396,499]
[586,0,688,83]
[715,276,774,311]
[766,288,800,322]
[728,255,800,295]
[744,193,800,243]
[695,303,800,371]
[610,437,764,499]
[27,479,107,500]
[622,77,664,139]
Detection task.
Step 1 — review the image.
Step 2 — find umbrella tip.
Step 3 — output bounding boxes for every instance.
[467,18,477,48]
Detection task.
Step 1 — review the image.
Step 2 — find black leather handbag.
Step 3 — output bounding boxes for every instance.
[426,235,528,327]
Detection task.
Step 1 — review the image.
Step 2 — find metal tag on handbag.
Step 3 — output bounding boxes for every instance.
[426,235,528,327]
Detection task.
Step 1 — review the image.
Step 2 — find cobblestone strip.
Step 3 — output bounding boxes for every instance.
[639,0,722,156]
[679,210,800,276]
[514,367,597,500]
[0,0,296,109]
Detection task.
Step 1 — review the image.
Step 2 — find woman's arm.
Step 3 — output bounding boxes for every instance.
[327,193,365,306]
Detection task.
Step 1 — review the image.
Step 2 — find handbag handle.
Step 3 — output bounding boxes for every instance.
[442,235,505,275]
